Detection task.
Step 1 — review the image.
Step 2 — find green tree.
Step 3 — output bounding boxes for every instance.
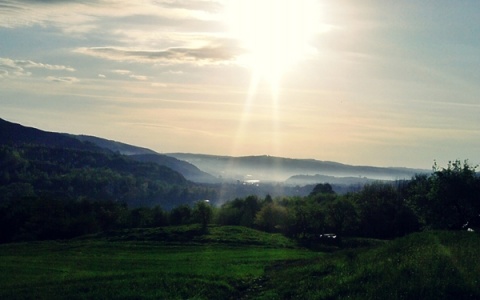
[353,182,417,239]
[408,160,480,230]
[254,202,288,233]
[170,204,192,225]
[324,197,360,235]
[309,183,335,197]
[193,200,213,231]
[309,183,336,203]
[216,196,261,227]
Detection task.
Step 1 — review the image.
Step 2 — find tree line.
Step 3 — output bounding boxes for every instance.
[1,157,479,243]
[214,160,480,239]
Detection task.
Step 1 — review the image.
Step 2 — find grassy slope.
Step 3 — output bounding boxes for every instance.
[0,228,479,299]
[255,231,480,299]
[0,225,317,299]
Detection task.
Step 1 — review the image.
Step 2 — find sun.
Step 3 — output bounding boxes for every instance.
[227,0,319,87]
[224,0,320,159]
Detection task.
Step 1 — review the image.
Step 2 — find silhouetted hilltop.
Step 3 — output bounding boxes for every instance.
[0,118,100,151]
[0,118,217,184]
[0,118,217,208]
[75,135,157,155]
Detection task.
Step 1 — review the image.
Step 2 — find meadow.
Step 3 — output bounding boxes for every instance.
[1,225,479,299]
[0,225,318,299]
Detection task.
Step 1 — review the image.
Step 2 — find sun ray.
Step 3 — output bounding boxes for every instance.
[225,0,320,164]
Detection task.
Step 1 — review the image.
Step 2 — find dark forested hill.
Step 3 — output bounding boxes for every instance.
[131,154,218,183]
[0,144,217,209]
[0,118,99,151]
[0,118,216,209]
[74,135,157,155]
[0,118,217,183]
[73,134,218,183]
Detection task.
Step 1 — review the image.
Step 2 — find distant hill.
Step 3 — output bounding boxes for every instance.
[73,135,218,183]
[286,174,384,186]
[130,154,219,184]
[167,153,429,183]
[0,117,429,186]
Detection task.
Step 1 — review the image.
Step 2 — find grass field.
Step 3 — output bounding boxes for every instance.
[0,225,318,299]
[1,226,479,299]
[255,231,480,299]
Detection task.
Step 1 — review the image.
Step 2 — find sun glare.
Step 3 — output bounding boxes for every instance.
[224,0,320,160]
[227,0,319,86]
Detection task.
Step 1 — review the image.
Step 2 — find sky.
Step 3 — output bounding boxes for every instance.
[1,0,480,169]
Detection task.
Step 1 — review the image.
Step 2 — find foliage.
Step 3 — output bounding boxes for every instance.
[406,160,480,230]
[193,200,213,230]
[254,202,289,233]
[309,183,335,197]
[169,204,193,226]
[0,144,216,209]
[352,182,419,238]
[216,195,262,227]
[2,153,480,244]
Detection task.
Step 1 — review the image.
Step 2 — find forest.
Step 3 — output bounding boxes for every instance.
[1,140,479,243]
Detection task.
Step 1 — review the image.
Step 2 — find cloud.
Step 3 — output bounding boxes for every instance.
[0,0,224,30]
[75,38,244,65]
[15,59,76,72]
[129,74,148,81]
[112,69,131,75]
[110,69,148,81]
[164,70,184,75]
[46,76,79,83]
[0,57,30,78]
[0,57,76,79]
[157,0,223,13]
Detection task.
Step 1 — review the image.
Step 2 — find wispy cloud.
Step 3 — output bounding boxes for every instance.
[75,38,244,65]
[112,69,132,75]
[16,59,75,72]
[46,76,79,83]
[0,57,30,78]
[0,57,74,78]
[110,69,148,81]
[0,0,224,29]
[157,0,223,13]
[129,74,148,81]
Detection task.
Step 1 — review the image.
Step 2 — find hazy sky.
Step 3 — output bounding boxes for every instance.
[1,0,479,169]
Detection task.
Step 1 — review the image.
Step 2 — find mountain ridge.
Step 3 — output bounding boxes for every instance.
[72,135,217,183]
[167,152,429,183]
[1,117,429,184]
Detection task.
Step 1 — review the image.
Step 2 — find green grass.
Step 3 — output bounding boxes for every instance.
[254,231,480,299]
[0,225,317,299]
[1,227,479,299]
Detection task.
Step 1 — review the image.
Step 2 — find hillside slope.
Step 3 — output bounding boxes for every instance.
[0,118,216,209]
[73,134,217,183]
[256,231,480,299]
[0,118,217,184]
[0,118,99,151]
